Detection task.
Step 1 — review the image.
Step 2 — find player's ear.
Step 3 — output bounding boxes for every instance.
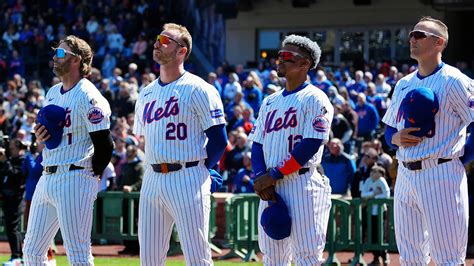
[300,59,310,68]
[178,47,187,57]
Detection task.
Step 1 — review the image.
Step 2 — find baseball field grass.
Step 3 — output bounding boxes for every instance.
[0,255,262,265]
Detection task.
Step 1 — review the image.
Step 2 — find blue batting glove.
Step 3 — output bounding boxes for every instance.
[209,169,223,193]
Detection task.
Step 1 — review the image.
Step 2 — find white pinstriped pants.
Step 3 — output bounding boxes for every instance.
[138,165,213,266]
[23,168,98,266]
[394,159,468,265]
[257,169,332,266]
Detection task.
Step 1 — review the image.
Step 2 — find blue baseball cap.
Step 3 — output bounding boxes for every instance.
[260,193,291,240]
[400,87,439,138]
[37,105,66,149]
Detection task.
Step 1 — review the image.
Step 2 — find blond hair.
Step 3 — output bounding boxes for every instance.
[163,23,193,60]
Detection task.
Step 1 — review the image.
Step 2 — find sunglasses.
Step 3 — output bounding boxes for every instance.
[408,30,443,40]
[52,47,79,59]
[156,34,185,47]
[278,50,305,62]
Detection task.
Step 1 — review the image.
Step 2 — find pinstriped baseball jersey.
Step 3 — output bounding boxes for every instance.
[383,63,473,264]
[133,72,225,163]
[250,83,334,264]
[133,71,225,266]
[249,83,334,166]
[382,63,474,161]
[42,78,112,167]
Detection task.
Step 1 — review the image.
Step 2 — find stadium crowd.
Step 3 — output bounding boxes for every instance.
[1,0,474,263]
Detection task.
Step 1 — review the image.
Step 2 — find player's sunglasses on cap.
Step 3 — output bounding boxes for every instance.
[278,50,306,62]
[156,34,185,47]
[52,47,79,59]
[409,30,443,40]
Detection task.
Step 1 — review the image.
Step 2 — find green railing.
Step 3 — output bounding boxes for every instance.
[0,192,398,264]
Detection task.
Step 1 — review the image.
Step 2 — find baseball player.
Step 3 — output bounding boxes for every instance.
[23,35,113,265]
[133,23,227,266]
[250,35,334,265]
[383,16,474,265]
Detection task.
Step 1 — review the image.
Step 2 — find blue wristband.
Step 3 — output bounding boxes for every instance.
[269,167,284,180]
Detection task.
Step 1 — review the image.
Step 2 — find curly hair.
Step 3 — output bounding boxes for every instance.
[282,35,321,69]
[59,35,94,76]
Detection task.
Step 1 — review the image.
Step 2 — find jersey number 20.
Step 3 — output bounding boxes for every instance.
[166,122,188,140]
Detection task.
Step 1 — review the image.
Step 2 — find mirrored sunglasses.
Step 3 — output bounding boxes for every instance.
[278,50,305,62]
[52,47,79,58]
[156,34,185,47]
[409,30,443,40]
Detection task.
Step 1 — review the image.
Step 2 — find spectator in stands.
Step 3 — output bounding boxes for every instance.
[207,72,222,96]
[355,93,379,141]
[232,107,255,134]
[360,165,390,266]
[125,63,140,83]
[223,72,241,105]
[365,82,387,117]
[375,74,391,100]
[101,53,117,80]
[364,71,373,84]
[322,138,356,196]
[113,81,136,118]
[331,104,353,150]
[9,50,25,78]
[242,75,262,115]
[327,86,346,106]
[99,162,116,192]
[348,70,367,102]
[0,139,28,264]
[386,66,398,88]
[248,71,264,92]
[233,152,255,193]
[313,69,333,95]
[265,69,284,94]
[352,148,379,197]
[373,139,393,186]
[224,131,249,191]
[2,24,19,51]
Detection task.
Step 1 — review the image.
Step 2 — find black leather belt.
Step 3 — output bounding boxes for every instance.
[151,161,199,173]
[44,164,85,174]
[402,158,452,171]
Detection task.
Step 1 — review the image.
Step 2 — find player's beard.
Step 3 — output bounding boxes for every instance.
[277,63,286,77]
[153,47,179,65]
[53,57,73,77]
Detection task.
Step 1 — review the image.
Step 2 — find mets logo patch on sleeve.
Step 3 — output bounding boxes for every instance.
[210,109,224,118]
[312,115,329,133]
[87,107,104,124]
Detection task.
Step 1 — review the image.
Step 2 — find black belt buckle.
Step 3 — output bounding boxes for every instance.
[152,161,199,173]
[45,166,58,174]
[402,161,422,171]
[45,164,84,174]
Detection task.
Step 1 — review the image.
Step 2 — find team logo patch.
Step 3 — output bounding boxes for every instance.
[210,109,224,118]
[468,94,474,109]
[312,115,329,133]
[87,107,104,124]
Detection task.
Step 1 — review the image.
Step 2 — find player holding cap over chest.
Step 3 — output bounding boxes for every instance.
[23,35,113,265]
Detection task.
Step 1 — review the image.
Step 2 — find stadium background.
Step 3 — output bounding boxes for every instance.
[0,0,474,265]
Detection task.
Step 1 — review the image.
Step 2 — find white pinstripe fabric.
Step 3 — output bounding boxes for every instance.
[382,63,473,264]
[23,169,98,266]
[133,72,225,163]
[138,165,212,266]
[42,78,112,167]
[257,170,332,266]
[250,84,334,265]
[133,71,224,265]
[382,64,474,162]
[394,159,468,265]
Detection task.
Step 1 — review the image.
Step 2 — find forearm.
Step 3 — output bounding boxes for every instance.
[270,138,323,180]
[204,124,228,169]
[90,130,114,175]
[251,142,267,176]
